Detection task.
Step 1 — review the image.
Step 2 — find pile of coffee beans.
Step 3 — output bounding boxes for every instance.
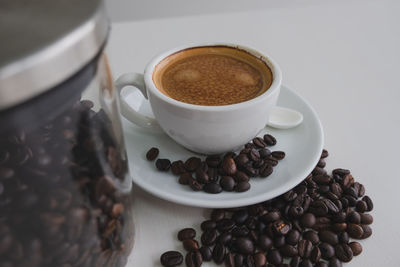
[160,149,373,266]
[146,134,285,193]
[0,100,133,267]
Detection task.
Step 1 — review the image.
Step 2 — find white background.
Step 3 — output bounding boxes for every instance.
[105,0,400,266]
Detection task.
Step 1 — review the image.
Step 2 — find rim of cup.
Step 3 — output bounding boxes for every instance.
[144,42,282,111]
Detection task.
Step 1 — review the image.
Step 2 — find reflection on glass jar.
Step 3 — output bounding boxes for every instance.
[0,54,134,267]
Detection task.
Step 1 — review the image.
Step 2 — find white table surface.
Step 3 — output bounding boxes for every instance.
[107,0,400,266]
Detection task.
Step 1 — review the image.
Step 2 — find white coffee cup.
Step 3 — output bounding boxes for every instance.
[115,43,282,154]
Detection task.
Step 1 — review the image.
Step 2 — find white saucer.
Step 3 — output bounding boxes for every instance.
[123,85,324,208]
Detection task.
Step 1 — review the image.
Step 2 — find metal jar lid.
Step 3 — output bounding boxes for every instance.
[0,0,109,110]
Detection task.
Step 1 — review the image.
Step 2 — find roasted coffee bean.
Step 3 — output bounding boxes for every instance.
[212,243,225,264]
[220,176,235,191]
[235,171,250,182]
[300,213,316,228]
[347,211,361,224]
[232,225,250,237]
[234,237,254,254]
[332,223,347,233]
[207,168,218,182]
[360,224,372,239]
[225,252,235,267]
[283,190,297,201]
[321,149,329,158]
[303,230,319,245]
[201,229,217,246]
[271,151,285,160]
[258,235,273,251]
[289,206,304,218]
[312,167,327,176]
[217,232,232,245]
[189,179,203,191]
[349,241,362,256]
[309,200,328,216]
[322,199,340,214]
[160,251,183,266]
[338,232,349,244]
[259,163,273,177]
[201,220,217,231]
[319,230,338,245]
[235,154,249,167]
[235,181,251,192]
[260,211,280,223]
[274,235,286,248]
[183,239,199,252]
[273,220,291,235]
[267,249,282,265]
[254,252,267,267]
[203,183,222,194]
[211,209,225,222]
[342,174,354,188]
[355,200,368,213]
[319,243,335,259]
[362,196,373,211]
[344,187,358,198]
[195,169,209,184]
[249,149,260,161]
[199,246,212,261]
[178,228,196,241]
[298,239,313,258]
[253,159,265,168]
[205,155,221,168]
[217,218,235,232]
[286,229,301,245]
[234,254,244,266]
[156,158,171,171]
[263,134,277,146]
[330,183,343,197]
[171,160,186,175]
[280,244,298,257]
[360,213,373,225]
[242,165,257,177]
[315,262,329,267]
[357,183,366,197]
[179,173,192,185]
[317,158,326,168]
[347,223,364,239]
[290,256,301,267]
[335,243,353,262]
[310,246,321,263]
[185,251,202,267]
[146,147,159,161]
[342,195,357,207]
[184,157,202,172]
[299,259,313,267]
[312,174,331,185]
[232,210,249,225]
[259,148,271,158]
[253,137,267,148]
[222,157,237,175]
[264,157,278,167]
[329,257,342,267]
[332,168,350,177]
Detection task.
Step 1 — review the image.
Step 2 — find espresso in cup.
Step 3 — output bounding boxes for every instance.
[153,46,273,106]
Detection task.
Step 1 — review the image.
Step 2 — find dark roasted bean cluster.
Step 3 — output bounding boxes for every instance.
[147,134,285,194]
[0,100,133,267]
[160,149,373,266]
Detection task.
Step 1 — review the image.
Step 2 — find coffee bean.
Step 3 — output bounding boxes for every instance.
[303,231,319,245]
[253,137,267,148]
[205,155,221,168]
[332,223,347,233]
[160,251,183,266]
[207,168,218,182]
[220,176,235,191]
[310,246,321,263]
[360,224,372,239]
[319,231,338,246]
[235,181,251,192]
[335,243,353,262]
[319,243,335,260]
[201,220,216,231]
[146,147,159,161]
[232,225,250,237]
[234,237,254,254]
[357,183,366,197]
[156,158,171,171]
[286,229,301,245]
[179,173,192,185]
[362,196,373,211]
[232,210,249,225]
[254,252,267,267]
[300,213,316,228]
[235,154,249,167]
[201,229,217,246]
[272,151,285,160]
[184,157,202,172]
[212,243,225,264]
[265,157,278,167]
[263,134,277,146]
[298,239,313,258]
[211,209,225,221]
[225,252,235,267]
[309,200,328,216]
[222,157,237,175]
[332,168,350,177]
[185,251,202,267]
[317,158,326,168]
[360,213,373,225]
[355,200,368,212]
[329,257,342,267]
[258,235,273,251]
[274,235,286,248]
[234,254,244,266]
[171,160,186,175]
[281,244,299,257]
[342,174,354,188]
[290,256,301,267]
[315,262,329,267]
[273,220,291,235]
[289,206,304,218]
[348,241,362,256]
[259,148,271,158]
[195,169,209,184]
[267,249,282,265]
[178,228,196,241]
[217,218,235,232]
[183,239,199,252]
[217,232,232,245]
[321,149,329,158]
[330,183,343,197]
[235,171,250,182]
[203,183,222,194]
[249,149,260,162]
[259,163,273,177]
[312,167,327,176]
[199,246,212,261]
[347,223,364,239]
[189,179,203,191]
[312,174,331,185]
[347,211,361,224]
[299,259,313,267]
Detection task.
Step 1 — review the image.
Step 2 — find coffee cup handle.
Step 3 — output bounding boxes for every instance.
[115,73,161,130]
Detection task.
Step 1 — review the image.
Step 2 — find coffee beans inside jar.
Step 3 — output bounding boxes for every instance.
[160,149,373,266]
[147,135,285,194]
[0,100,134,267]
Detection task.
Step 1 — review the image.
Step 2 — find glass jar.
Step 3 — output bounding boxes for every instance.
[0,1,134,266]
